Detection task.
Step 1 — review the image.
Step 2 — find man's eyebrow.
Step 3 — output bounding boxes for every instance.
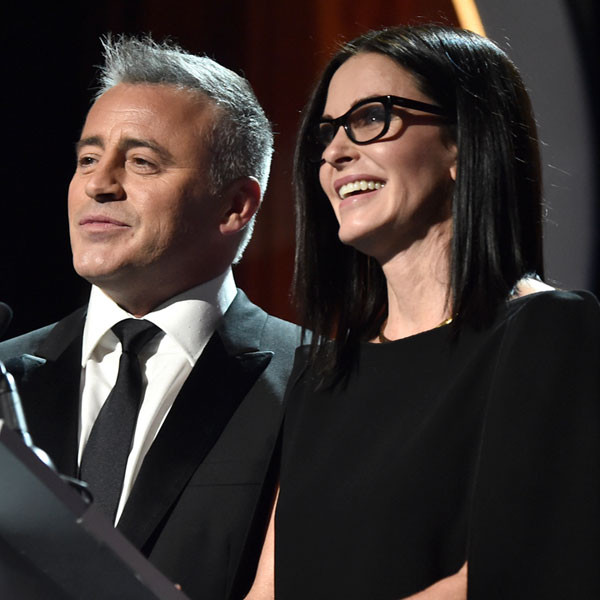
[74,136,175,164]
[75,136,103,154]
[119,137,175,164]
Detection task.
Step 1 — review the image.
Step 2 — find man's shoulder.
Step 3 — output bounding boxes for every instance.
[262,312,303,341]
[0,323,57,361]
[223,290,304,349]
[0,306,87,363]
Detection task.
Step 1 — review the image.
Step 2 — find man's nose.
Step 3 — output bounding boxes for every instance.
[85,160,125,202]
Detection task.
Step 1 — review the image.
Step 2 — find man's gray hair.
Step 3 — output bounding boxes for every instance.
[96,34,274,261]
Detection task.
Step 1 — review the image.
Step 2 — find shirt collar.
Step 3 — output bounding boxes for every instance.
[82,268,237,366]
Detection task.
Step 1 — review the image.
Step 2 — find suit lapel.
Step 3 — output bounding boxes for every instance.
[10,308,86,477]
[118,295,273,549]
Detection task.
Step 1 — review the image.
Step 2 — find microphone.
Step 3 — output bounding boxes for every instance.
[0,360,34,448]
[0,301,12,339]
[0,307,90,500]
[0,360,91,500]
[0,304,33,445]
[0,303,28,439]
[0,303,37,449]
[0,360,57,472]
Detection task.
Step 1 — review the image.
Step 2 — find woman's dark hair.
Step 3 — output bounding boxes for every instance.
[293,25,544,388]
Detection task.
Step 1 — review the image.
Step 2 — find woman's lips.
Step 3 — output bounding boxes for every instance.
[338,179,386,199]
[333,174,386,199]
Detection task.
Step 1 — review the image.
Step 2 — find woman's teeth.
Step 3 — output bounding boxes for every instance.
[339,180,385,199]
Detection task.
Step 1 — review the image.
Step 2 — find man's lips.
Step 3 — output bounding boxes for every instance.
[78,215,130,230]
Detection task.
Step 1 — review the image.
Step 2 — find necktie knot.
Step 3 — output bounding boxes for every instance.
[112,319,159,355]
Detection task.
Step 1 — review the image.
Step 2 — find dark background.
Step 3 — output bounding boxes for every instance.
[2,0,598,338]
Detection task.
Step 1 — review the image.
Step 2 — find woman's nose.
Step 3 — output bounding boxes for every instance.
[320,126,359,167]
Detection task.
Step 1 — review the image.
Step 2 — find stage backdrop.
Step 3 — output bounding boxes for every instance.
[2,0,597,337]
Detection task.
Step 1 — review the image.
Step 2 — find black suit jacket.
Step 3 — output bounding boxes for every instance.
[0,290,301,600]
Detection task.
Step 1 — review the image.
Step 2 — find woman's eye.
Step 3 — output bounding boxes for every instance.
[352,104,386,127]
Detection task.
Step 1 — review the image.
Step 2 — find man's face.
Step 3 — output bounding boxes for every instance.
[68,83,227,312]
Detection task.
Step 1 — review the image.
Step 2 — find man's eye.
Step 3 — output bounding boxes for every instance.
[77,155,97,168]
[128,156,158,171]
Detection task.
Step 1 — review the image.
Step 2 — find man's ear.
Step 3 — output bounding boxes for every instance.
[219,177,261,235]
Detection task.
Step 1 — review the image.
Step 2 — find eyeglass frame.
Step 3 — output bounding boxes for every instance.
[315,94,450,150]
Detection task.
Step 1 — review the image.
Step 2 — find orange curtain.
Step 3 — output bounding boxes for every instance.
[135,0,459,322]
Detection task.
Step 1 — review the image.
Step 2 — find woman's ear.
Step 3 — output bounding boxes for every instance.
[450,162,457,182]
[449,144,458,182]
[219,177,262,235]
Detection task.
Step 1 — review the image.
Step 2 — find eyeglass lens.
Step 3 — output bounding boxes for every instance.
[317,100,404,148]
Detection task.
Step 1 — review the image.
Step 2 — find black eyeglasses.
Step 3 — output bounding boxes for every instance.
[313,95,448,157]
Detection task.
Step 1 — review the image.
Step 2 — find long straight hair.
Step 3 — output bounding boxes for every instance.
[293,25,544,388]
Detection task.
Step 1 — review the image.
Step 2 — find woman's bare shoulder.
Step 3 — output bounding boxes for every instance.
[511,276,556,298]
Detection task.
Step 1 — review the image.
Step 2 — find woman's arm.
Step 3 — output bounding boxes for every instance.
[400,563,467,600]
[468,291,600,596]
[244,489,466,600]
[244,489,277,600]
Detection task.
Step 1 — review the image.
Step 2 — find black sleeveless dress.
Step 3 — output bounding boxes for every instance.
[275,291,600,599]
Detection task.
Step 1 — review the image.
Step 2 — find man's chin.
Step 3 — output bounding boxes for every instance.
[77,270,145,314]
[74,263,131,291]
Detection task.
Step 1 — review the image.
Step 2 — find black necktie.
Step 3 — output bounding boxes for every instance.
[80,319,159,520]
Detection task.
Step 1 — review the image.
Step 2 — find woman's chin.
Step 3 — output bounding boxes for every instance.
[337,227,385,260]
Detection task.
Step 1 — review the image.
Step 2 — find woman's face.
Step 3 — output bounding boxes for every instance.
[318,52,457,262]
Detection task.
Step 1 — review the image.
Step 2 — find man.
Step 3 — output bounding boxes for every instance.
[0,35,300,600]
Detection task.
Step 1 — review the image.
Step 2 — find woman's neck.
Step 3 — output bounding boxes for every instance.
[377,226,452,341]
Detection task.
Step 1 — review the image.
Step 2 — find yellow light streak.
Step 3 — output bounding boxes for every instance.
[452,0,487,36]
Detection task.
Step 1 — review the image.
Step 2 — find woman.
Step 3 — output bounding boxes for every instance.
[247,25,600,599]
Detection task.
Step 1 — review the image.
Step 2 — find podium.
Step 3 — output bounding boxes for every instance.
[0,421,190,599]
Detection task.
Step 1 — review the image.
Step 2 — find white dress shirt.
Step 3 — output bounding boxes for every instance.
[79,268,237,523]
